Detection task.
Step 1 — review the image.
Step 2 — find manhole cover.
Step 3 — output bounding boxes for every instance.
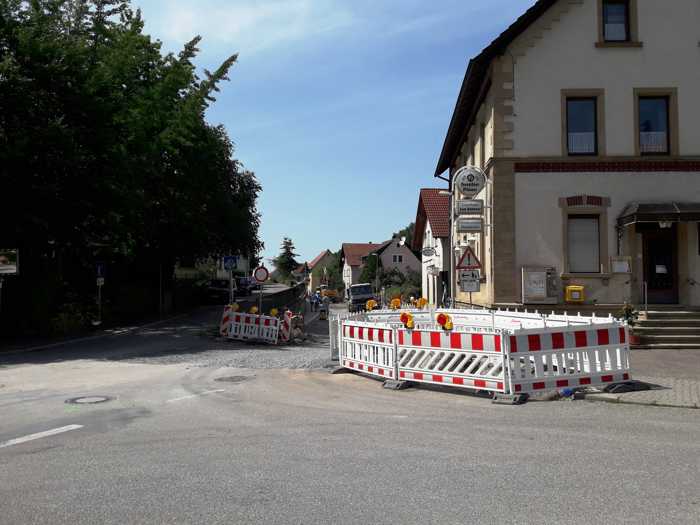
[214,376,251,383]
[65,396,113,405]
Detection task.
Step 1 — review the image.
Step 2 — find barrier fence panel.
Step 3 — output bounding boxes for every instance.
[227,313,280,344]
[340,321,396,379]
[334,309,632,398]
[506,324,631,393]
[396,328,507,393]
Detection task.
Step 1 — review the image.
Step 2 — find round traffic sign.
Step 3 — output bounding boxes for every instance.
[253,266,269,283]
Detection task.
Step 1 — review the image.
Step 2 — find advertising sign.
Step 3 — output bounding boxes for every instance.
[456,218,483,233]
[454,166,486,198]
[457,199,484,216]
[0,249,19,275]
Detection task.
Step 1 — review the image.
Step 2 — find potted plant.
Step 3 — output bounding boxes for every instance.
[620,302,641,345]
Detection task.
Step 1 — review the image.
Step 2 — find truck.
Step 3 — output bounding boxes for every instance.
[347,283,378,313]
[318,284,339,303]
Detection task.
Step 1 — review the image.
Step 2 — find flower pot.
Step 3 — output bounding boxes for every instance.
[629,333,641,346]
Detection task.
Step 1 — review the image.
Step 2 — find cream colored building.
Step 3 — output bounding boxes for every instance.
[435,0,700,307]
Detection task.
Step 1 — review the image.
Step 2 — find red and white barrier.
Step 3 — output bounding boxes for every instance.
[279,310,293,343]
[340,321,397,380]
[334,309,631,398]
[224,311,279,344]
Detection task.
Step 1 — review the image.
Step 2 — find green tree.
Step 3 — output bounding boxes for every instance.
[359,254,380,285]
[0,0,262,334]
[272,238,299,278]
[392,223,415,248]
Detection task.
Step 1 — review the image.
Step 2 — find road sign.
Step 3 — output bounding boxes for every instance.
[454,166,486,198]
[459,270,480,293]
[456,246,481,270]
[0,248,19,275]
[457,199,484,216]
[223,256,239,271]
[96,262,105,278]
[96,277,105,286]
[253,266,269,283]
[456,218,483,233]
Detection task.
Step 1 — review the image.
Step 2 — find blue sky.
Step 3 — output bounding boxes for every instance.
[134,0,536,263]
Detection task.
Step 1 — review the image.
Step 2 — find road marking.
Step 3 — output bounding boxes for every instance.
[166,389,225,403]
[0,424,83,449]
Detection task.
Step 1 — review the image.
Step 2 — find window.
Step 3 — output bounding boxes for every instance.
[638,97,670,155]
[602,0,630,42]
[392,255,403,263]
[567,98,598,155]
[567,215,601,273]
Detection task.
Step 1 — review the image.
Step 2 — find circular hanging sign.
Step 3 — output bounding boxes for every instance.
[253,266,269,283]
[454,166,486,198]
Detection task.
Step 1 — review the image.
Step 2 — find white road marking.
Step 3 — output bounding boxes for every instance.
[166,389,225,403]
[0,424,84,449]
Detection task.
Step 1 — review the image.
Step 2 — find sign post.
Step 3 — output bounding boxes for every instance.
[456,246,482,306]
[253,265,269,314]
[224,256,239,304]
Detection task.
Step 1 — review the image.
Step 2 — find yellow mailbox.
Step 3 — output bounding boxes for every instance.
[565,285,585,304]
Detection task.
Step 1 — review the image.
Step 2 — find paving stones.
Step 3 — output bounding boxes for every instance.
[585,375,700,409]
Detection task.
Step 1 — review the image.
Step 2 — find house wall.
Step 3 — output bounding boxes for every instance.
[379,242,421,275]
[421,220,449,305]
[505,0,700,157]
[514,170,700,305]
[342,262,362,292]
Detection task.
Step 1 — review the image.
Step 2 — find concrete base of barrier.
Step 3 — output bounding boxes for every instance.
[330,367,355,375]
[492,393,529,405]
[383,379,412,390]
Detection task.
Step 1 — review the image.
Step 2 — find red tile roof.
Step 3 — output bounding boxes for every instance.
[342,243,383,267]
[308,249,332,269]
[413,188,450,250]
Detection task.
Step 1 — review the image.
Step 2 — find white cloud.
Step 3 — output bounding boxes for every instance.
[137,0,355,55]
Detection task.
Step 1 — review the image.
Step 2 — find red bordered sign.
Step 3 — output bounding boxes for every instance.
[253,266,269,283]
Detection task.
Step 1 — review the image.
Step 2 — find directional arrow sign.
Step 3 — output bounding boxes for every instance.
[456,246,481,270]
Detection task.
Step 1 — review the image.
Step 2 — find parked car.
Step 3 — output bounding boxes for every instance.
[203,279,234,304]
[235,276,252,296]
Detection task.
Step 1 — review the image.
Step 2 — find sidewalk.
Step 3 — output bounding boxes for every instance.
[585,350,700,409]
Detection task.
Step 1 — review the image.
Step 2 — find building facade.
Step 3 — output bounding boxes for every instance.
[435,0,700,307]
[413,189,451,306]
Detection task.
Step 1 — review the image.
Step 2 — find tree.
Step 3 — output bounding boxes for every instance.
[359,254,379,286]
[392,223,415,248]
[272,238,299,278]
[0,0,262,334]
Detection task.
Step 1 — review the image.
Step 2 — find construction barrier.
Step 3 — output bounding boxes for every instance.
[334,308,631,398]
[278,310,294,343]
[224,312,280,345]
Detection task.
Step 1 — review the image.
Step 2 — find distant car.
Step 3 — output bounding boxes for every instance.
[235,277,252,296]
[203,279,234,304]
[248,277,262,291]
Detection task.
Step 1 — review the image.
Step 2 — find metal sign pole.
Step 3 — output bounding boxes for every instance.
[259,286,263,314]
[229,269,234,304]
[0,277,4,313]
[97,282,102,326]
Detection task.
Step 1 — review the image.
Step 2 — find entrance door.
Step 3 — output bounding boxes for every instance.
[642,225,678,304]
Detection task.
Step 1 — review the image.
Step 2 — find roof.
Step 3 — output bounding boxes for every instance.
[434,0,558,177]
[308,249,332,269]
[341,243,385,267]
[617,202,700,227]
[413,189,450,250]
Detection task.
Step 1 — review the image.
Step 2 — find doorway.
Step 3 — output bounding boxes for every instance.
[642,224,678,304]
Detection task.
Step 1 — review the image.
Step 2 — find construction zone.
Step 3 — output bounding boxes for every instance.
[329,303,632,404]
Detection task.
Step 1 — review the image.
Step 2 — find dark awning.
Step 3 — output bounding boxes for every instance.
[617,202,700,227]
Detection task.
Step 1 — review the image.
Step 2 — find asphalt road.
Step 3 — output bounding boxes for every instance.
[1,307,699,524]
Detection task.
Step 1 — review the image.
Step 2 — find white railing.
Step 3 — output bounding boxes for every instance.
[640,132,668,153]
[568,132,596,154]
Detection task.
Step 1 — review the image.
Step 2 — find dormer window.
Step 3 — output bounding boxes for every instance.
[603,0,630,42]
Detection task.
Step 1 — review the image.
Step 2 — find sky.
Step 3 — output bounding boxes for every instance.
[133,0,536,263]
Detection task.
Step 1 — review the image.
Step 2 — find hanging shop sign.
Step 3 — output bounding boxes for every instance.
[454,166,486,198]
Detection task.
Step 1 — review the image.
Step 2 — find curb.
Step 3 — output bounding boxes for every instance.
[583,393,699,410]
[0,311,194,357]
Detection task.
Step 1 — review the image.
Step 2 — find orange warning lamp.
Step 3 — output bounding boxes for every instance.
[436,313,453,331]
[400,312,415,329]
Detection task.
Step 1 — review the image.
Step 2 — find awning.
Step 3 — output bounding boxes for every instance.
[617,202,700,227]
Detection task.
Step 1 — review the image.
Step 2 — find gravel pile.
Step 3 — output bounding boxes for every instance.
[123,335,333,369]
